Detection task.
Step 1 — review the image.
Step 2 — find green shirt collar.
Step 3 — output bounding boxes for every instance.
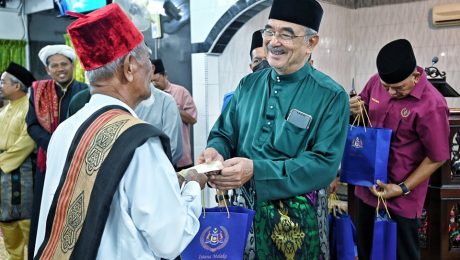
[270,63,312,83]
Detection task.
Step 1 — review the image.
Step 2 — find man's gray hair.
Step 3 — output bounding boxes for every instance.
[85,42,149,84]
[304,27,318,43]
[9,74,28,93]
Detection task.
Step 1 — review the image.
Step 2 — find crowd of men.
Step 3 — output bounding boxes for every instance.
[0,0,449,259]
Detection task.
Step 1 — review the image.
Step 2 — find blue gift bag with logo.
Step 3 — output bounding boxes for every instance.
[181,206,255,260]
[328,193,357,260]
[371,195,397,260]
[329,211,358,260]
[340,125,392,186]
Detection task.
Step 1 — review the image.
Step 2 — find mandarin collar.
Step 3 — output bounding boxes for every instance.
[9,94,28,105]
[407,66,427,100]
[270,63,312,84]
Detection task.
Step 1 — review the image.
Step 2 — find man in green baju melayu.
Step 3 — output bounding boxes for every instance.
[198,0,349,259]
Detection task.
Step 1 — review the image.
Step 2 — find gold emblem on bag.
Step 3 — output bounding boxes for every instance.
[352,137,363,149]
[200,225,229,252]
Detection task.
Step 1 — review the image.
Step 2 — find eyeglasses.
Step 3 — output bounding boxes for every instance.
[381,75,417,93]
[0,80,12,86]
[260,29,312,43]
[382,84,413,94]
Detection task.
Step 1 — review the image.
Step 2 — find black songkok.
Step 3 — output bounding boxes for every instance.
[5,62,36,88]
[151,58,165,74]
[268,0,323,32]
[377,39,417,84]
[250,30,264,58]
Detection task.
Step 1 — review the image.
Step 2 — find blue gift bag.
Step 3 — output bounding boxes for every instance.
[181,206,255,260]
[341,125,392,186]
[371,195,397,260]
[329,211,357,260]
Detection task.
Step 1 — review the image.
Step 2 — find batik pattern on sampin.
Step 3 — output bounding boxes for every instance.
[254,194,320,259]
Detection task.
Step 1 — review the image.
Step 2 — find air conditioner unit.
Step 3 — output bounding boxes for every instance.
[432,3,460,27]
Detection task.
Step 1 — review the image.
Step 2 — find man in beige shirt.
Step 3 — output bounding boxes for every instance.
[0,62,36,260]
[0,93,4,111]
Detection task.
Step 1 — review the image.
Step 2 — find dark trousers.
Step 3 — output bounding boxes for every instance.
[355,198,420,260]
[28,169,45,260]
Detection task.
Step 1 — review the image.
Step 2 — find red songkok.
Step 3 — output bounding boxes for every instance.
[66,3,144,71]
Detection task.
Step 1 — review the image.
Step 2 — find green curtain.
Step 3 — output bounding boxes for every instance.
[0,40,26,72]
[64,34,86,83]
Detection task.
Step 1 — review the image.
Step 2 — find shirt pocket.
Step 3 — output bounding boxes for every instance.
[393,116,416,142]
[383,111,401,132]
[273,119,308,157]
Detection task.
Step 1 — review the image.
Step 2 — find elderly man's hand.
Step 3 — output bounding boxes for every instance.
[208,157,253,190]
[180,169,208,190]
[198,147,224,164]
[349,95,364,116]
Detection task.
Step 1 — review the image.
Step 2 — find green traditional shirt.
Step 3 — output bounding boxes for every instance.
[207,63,349,203]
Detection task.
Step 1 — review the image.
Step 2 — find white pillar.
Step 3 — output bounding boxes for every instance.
[192,53,221,207]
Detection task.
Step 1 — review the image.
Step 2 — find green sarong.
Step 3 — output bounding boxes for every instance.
[254,195,320,260]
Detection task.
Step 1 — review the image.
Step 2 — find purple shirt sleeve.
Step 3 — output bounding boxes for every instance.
[416,102,450,162]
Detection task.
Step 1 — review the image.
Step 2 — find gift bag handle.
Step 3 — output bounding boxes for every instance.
[328,192,344,217]
[351,100,373,129]
[375,192,392,219]
[202,189,230,219]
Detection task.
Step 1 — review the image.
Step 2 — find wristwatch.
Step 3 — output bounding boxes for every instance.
[398,182,410,196]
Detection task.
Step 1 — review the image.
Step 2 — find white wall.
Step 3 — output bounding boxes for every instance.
[0,9,29,68]
[0,10,27,40]
[190,0,237,43]
[312,3,354,90]
[218,7,269,100]
[192,52,219,206]
[25,0,53,14]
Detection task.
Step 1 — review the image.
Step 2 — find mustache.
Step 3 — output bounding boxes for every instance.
[267,45,286,53]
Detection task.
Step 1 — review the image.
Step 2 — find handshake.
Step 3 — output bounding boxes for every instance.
[177,161,223,189]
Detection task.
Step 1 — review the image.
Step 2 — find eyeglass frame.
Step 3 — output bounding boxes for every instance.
[260,28,316,43]
[0,79,15,87]
[380,73,419,94]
